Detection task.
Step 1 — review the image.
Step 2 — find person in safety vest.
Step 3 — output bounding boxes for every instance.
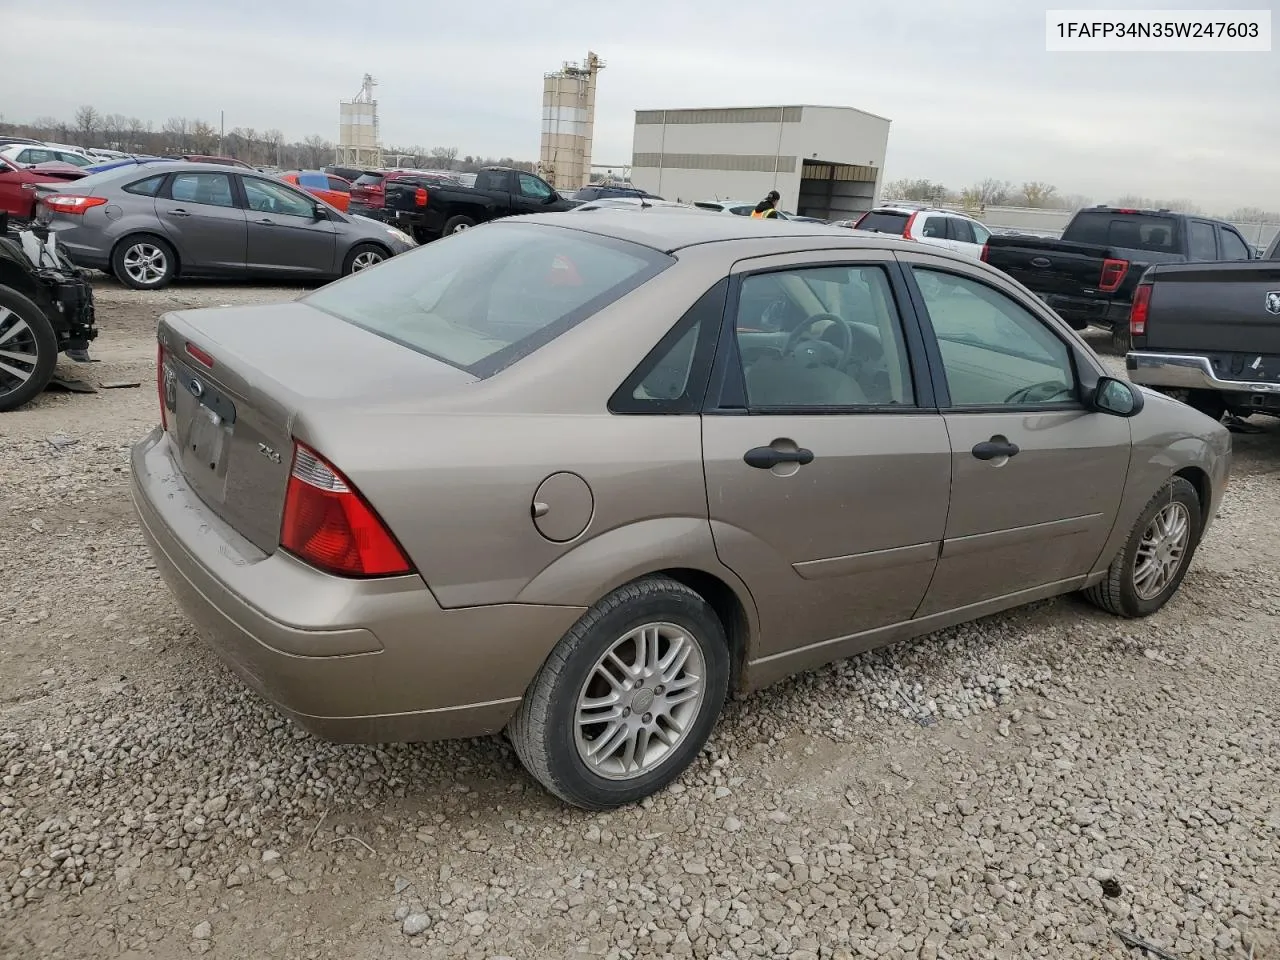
[750,190,781,219]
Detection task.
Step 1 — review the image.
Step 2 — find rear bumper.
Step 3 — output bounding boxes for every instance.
[1040,294,1129,331]
[129,427,586,743]
[1126,351,1280,396]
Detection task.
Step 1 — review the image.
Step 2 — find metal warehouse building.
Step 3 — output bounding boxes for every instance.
[630,105,890,221]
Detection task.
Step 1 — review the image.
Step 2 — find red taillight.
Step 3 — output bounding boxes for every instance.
[901,212,918,239]
[1099,258,1129,293]
[979,243,989,262]
[41,195,108,215]
[1130,283,1151,336]
[414,187,428,207]
[185,341,214,368]
[1115,208,1138,214]
[157,343,167,430]
[280,443,412,578]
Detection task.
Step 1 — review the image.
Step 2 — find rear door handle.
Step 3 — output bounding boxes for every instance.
[744,446,815,469]
[254,218,275,225]
[971,439,1020,461]
[167,209,190,218]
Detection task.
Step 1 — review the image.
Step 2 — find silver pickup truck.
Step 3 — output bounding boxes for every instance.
[1126,243,1280,423]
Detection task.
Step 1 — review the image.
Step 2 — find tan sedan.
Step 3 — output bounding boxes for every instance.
[130,211,1231,809]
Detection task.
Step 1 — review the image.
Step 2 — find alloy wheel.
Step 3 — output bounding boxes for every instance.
[0,306,38,398]
[123,243,168,286]
[1133,501,1191,600]
[573,622,706,780]
[351,251,383,271]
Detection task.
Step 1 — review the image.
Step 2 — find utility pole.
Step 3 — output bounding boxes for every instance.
[219,111,224,155]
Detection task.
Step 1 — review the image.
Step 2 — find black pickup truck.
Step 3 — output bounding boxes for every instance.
[1125,246,1280,423]
[382,166,576,242]
[982,206,1256,348]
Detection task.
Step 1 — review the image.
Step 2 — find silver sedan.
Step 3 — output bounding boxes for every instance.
[33,162,416,289]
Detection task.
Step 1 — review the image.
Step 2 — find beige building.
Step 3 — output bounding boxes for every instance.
[630,105,890,220]
[538,52,605,191]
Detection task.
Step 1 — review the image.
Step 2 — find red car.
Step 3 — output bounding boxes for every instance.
[0,158,85,219]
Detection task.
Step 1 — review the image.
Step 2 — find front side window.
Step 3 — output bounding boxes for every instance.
[169,173,235,208]
[304,222,672,376]
[949,218,977,244]
[56,151,92,167]
[920,216,948,240]
[912,267,1076,407]
[242,177,315,217]
[732,265,915,409]
[518,174,552,200]
[18,149,55,165]
[1219,227,1251,261]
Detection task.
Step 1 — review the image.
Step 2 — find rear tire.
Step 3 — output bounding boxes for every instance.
[1084,476,1202,618]
[1110,325,1131,355]
[442,215,475,235]
[508,576,730,810]
[0,287,59,412]
[112,235,176,290]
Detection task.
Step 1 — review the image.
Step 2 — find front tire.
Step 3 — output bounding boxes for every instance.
[112,235,176,290]
[342,243,388,275]
[0,287,58,412]
[1085,476,1202,618]
[508,577,730,810]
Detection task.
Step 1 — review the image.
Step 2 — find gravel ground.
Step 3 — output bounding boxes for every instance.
[1,278,1278,960]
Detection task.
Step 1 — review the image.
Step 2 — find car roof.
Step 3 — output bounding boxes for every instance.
[518,208,930,254]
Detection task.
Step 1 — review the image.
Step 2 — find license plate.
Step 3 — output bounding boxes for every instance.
[187,404,228,472]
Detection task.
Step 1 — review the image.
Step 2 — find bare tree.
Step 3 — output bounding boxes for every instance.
[961,178,1011,208]
[1018,182,1058,207]
[262,129,285,167]
[191,120,218,154]
[883,178,951,202]
[73,105,101,147]
[429,146,459,169]
[301,135,331,168]
[124,117,148,152]
[162,117,191,152]
[1228,206,1280,223]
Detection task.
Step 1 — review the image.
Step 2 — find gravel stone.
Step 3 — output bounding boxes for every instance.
[191,921,212,941]
[402,913,432,936]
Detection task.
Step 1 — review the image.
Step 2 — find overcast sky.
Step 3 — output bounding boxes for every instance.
[3,0,1276,212]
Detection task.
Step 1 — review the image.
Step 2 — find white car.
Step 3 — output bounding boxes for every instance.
[570,197,705,214]
[0,144,94,169]
[853,205,991,259]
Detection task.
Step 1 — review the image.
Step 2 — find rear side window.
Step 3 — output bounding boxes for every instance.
[326,176,351,192]
[1218,228,1251,261]
[124,174,166,197]
[352,173,384,187]
[304,223,673,377]
[856,211,910,234]
[1065,211,1182,252]
[1187,221,1217,260]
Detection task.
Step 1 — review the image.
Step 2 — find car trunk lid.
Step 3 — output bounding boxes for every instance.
[157,300,477,554]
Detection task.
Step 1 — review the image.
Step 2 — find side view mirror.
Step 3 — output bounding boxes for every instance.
[312,205,328,221]
[1091,376,1144,417]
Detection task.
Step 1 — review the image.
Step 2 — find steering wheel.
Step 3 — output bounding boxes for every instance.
[1005,380,1074,404]
[783,314,853,369]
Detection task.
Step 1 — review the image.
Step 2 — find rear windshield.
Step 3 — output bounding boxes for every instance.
[352,173,385,187]
[304,223,673,377]
[855,211,910,233]
[1064,211,1182,252]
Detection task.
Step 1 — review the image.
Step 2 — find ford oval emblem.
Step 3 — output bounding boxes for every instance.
[1031,256,1051,268]
[190,378,204,398]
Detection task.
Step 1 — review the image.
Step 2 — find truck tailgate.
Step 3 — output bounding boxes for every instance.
[982,236,1116,299]
[1144,262,1280,357]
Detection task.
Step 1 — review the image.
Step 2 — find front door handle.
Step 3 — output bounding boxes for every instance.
[971,439,1020,461]
[254,218,275,225]
[744,446,815,469]
[167,209,190,218]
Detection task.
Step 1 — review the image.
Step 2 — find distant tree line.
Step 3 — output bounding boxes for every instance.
[0,106,536,173]
[883,176,1279,223]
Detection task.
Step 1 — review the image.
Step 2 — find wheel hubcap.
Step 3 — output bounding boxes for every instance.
[1133,501,1191,600]
[123,244,167,286]
[0,306,39,395]
[351,252,382,271]
[574,622,706,781]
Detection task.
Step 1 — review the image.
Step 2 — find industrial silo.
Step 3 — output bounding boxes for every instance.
[538,52,604,191]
